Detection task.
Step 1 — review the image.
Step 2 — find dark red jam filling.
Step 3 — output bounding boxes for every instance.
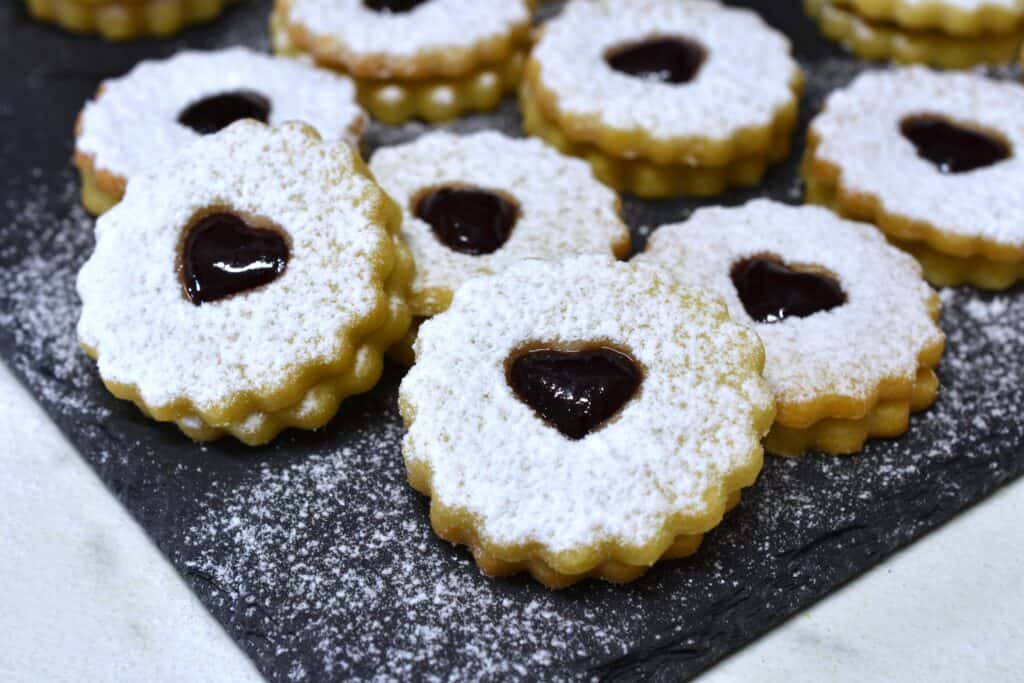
[363,0,429,12]
[507,346,642,440]
[180,212,288,305]
[900,115,1010,174]
[731,256,846,324]
[177,91,271,135]
[415,186,518,255]
[605,37,706,84]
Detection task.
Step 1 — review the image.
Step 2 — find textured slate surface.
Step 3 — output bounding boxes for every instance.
[1,1,1022,680]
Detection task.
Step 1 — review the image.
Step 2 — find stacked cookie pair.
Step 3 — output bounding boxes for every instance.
[520,0,804,198]
[805,0,1024,67]
[805,67,1024,290]
[270,0,535,124]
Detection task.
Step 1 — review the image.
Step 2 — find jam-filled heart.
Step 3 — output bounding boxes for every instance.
[507,346,642,440]
[900,115,1010,174]
[415,186,519,255]
[178,91,271,135]
[364,0,429,12]
[731,257,846,324]
[605,37,706,84]
[180,212,289,305]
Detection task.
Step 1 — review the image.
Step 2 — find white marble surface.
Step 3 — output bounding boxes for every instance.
[1,361,1021,681]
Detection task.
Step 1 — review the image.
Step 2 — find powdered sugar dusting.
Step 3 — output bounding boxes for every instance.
[638,200,943,408]
[77,47,365,185]
[810,67,1024,248]
[532,0,800,144]
[0,173,105,421]
[369,131,629,312]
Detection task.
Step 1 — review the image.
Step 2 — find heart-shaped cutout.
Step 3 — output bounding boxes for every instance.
[415,186,518,255]
[731,256,846,324]
[364,0,429,12]
[507,346,641,440]
[178,90,271,135]
[180,212,289,305]
[900,115,1009,174]
[605,37,707,84]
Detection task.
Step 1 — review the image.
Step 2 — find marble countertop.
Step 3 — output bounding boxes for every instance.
[1,361,1021,682]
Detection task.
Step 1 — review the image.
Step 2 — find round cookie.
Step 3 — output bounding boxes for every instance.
[24,0,237,40]
[805,67,1024,290]
[74,47,366,216]
[369,131,631,363]
[521,0,803,198]
[399,255,775,588]
[637,200,945,457]
[271,0,535,124]
[77,121,413,446]
[804,0,1024,68]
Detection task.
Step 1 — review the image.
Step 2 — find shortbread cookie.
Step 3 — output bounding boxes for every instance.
[399,255,774,587]
[805,67,1024,290]
[271,0,534,124]
[637,200,945,457]
[369,131,631,362]
[74,48,366,216]
[805,0,1024,68]
[521,0,802,198]
[24,0,237,40]
[77,122,412,446]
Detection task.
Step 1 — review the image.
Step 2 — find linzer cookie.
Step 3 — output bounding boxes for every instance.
[369,131,630,364]
[76,122,413,446]
[805,67,1024,290]
[520,0,802,198]
[24,0,237,40]
[271,0,534,124]
[74,48,366,215]
[399,255,774,587]
[637,200,945,457]
[805,0,1024,68]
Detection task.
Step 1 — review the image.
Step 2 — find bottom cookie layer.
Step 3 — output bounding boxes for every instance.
[767,366,940,456]
[520,81,793,199]
[803,164,1024,291]
[25,0,234,40]
[805,0,1024,68]
[889,238,1024,290]
[419,479,743,589]
[78,163,120,216]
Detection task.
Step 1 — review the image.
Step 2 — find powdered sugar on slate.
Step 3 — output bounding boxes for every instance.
[2,5,1024,680]
[167,285,1024,680]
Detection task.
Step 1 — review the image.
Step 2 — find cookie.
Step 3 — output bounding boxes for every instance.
[24,0,237,40]
[271,0,534,124]
[76,122,412,446]
[805,0,1024,68]
[74,48,366,216]
[369,131,631,363]
[520,0,803,198]
[805,67,1024,290]
[637,200,945,457]
[399,255,774,587]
